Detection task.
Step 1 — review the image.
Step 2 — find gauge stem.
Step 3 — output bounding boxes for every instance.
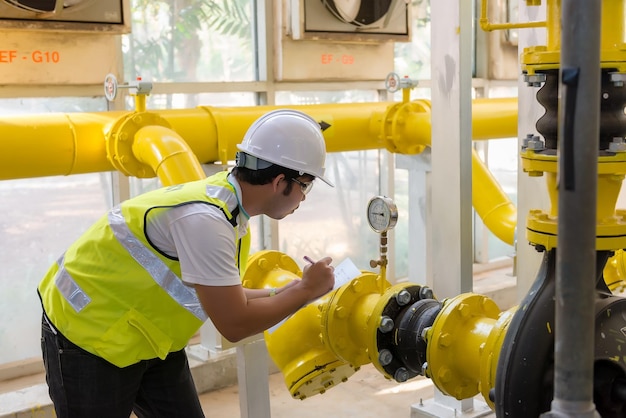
[379,231,389,293]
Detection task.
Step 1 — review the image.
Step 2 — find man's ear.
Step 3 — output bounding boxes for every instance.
[272,174,285,191]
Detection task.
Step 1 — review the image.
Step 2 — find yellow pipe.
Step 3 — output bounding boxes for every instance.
[132,125,206,185]
[546,0,561,53]
[0,112,119,179]
[472,148,517,246]
[0,99,522,255]
[242,250,434,399]
[0,99,518,181]
[424,293,516,409]
[470,98,520,141]
[479,0,546,32]
[602,0,625,52]
[194,103,393,159]
[389,98,518,151]
[134,93,147,113]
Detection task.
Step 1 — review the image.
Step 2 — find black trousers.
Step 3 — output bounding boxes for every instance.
[41,314,205,418]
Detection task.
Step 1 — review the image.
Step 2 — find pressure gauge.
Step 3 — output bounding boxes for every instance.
[366,196,398,233]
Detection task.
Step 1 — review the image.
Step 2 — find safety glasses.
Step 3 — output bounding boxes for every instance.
[291,178,314,195]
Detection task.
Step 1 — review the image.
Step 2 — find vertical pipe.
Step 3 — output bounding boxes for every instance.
[546,0,562,53]
[551,0,601,416]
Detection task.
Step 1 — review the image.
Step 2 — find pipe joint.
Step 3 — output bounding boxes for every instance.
[106,111,172,178]
[381,100,431,154]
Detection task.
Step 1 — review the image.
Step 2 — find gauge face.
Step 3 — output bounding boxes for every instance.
[104,73,118,101]
[367,196,398,233]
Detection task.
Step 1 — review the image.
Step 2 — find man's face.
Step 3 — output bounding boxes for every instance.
[267,176,313,220]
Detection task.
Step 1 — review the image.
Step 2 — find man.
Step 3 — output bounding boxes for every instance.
[38,109,336,418]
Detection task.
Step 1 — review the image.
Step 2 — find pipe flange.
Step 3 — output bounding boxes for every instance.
[478,307,516,408]
[290,359,358,400]
[381,100,430,155]
[105,111,172,178]
[598,152,626,173]
[528,209,626,251]
[520,147,557,175]
[320,272,386,366]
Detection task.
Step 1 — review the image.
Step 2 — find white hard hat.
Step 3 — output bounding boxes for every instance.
[236,109,334,187]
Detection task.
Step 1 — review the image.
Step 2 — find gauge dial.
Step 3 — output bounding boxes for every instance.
[104,73,118,101]
[366,196,398,233]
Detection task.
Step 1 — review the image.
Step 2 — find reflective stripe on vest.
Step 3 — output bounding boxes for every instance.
[108,207,207,321]
[54,254,91,312]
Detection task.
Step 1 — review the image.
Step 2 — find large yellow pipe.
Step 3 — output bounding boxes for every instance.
[0,99,518,181]
[0,112,119,180]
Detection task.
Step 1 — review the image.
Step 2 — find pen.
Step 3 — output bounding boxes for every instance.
[303,255,315,265]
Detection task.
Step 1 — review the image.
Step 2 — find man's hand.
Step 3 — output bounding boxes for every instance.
[300,256,335,302]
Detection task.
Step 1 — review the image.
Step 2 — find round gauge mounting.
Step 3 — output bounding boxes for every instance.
[367,196,398,233]
[385,72,401,93]
[104,73,118,101]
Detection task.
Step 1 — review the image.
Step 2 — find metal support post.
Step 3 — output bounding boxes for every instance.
[543,0,602,417]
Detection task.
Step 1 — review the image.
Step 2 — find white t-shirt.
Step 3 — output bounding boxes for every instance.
[145,179,249,287]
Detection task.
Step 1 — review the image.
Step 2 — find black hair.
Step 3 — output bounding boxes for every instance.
[232,165,314,196]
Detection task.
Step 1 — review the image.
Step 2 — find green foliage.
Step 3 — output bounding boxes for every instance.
[202,0,250,38]
[124,0,252,82]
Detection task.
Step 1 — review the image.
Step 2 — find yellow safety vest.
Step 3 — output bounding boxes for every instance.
[38,171,250,367]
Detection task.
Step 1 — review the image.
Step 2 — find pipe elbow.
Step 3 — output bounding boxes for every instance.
[132,124,206,185]
[481,203,517,246]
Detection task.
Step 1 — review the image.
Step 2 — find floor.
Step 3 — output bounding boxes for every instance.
[199,363,438,418]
